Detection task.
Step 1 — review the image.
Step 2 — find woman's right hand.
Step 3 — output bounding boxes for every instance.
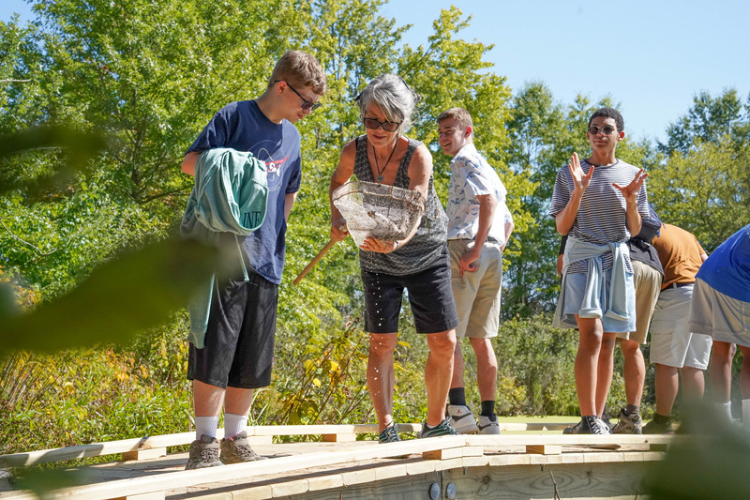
[331,217,349,241]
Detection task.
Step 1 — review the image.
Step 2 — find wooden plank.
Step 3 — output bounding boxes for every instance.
[463,433,674,448]
[341,468,377,486]
[373,464,407,481]
[270,478,309,497]
[405,460,437,476]
[462,456,490,468]
[423,447,463,460]
[110,493,164,500]
[321,433,356,443]
[6,422,667,469]
[0,425,424,468]
[121,448,167,461]
[0,437,465,500]
[526,444,562,455]
[306,474,344,492]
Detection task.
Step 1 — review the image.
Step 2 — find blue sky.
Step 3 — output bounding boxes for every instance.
[3,0,748,143]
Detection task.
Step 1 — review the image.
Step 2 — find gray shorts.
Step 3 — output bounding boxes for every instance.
[689,278,750,347]
[650,285,712,369]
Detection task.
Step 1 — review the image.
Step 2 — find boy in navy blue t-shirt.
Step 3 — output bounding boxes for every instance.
[181,51,326,469]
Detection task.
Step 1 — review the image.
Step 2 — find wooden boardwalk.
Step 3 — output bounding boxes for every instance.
[0,424,672,500]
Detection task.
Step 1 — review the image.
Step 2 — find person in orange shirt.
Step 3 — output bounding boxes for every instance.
[646,223,710,434]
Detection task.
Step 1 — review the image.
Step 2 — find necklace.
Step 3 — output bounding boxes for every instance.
[373,138,399,183]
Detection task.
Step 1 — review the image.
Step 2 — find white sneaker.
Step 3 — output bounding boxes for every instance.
[477,415,500,434]
[447,404,479,434]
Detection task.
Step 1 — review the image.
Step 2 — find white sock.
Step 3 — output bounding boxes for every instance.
[715,401,733,422]
[742,400,750,430]
[224,413,248,438]
[194,416,220,440]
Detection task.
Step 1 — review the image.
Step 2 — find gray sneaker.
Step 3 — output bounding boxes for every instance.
[185,434,222,470]
[643,419,675,435]
[220,431,268,464]
[447,404,479,434]
[563,420,582,434]
[419,418,459,438]
[578,415,612,435]
[477,415,500,435]
[378,422,401,443]
[612,408,643,434]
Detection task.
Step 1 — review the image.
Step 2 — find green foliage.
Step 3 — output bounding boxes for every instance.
[0,323,194,456]
[2,1,747,477]
[660,88,750,156]
[649,137,750,251]
[267,320,370,427]
[493,314,578,415]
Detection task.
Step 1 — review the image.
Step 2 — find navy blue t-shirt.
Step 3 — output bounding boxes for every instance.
[187,100,302,284]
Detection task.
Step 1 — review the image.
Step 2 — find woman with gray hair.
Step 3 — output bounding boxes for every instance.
[329,74,459,442]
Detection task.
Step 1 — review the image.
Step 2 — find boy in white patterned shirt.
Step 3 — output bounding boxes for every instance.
[438,108,514,434]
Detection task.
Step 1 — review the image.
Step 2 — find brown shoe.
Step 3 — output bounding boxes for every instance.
[220,431,268,464]
[185,434,222,470]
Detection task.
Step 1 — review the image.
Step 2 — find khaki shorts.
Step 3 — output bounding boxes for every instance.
[690,278,750,347]
[617,260,662,344]
[448,239,503,338]
[651,284,712,369]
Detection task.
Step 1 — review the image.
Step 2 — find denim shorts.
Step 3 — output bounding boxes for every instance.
[560,268,637,334]
[361,247,459,334]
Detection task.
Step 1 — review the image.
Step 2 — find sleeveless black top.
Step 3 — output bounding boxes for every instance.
[352,135,449,275]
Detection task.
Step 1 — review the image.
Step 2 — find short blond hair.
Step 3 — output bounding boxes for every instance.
[437,107,473,132]
[269,51,327,95]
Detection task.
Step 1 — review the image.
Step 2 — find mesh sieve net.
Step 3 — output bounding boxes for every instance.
[332,180,425,246]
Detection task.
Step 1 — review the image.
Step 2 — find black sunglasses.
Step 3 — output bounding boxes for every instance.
[588,125,616,136]
[281,81,321,111]
[363,117,402,132]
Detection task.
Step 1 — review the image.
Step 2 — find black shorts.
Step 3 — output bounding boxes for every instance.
[187,271,278,389]
[361,247,459,334]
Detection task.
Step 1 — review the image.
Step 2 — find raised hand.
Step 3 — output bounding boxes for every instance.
[613,168,648,203]
[568,152,594,193]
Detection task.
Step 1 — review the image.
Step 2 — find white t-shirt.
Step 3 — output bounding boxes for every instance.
[446,143,511,246]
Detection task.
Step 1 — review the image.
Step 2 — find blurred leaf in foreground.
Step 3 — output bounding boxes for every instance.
[15,468,93,499]
[0,236,219,354]
[645,402,750,499]
[0,126,107,197]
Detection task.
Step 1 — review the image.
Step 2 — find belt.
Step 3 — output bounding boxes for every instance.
[665,282,693,289]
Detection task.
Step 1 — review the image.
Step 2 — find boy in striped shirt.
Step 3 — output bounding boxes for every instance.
[549,108,650,434]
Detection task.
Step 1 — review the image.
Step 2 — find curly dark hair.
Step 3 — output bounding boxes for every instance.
[588,107,624,132]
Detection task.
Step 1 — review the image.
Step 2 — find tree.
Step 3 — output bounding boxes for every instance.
[660,89,750,156]
[649,137,750,251]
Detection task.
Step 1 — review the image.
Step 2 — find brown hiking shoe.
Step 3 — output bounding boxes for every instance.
[185,434,222,470]
[220,430,268,464]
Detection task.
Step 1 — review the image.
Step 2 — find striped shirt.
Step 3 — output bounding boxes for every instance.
[550,158,649,274]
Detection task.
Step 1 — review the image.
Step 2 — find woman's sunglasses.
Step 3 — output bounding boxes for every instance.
[363,117,402,132]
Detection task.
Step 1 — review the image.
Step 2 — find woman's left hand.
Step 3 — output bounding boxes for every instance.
[361,237,399,253]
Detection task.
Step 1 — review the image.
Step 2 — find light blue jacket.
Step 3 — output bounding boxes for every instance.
[553,236,631,329]
[180,148,268,348]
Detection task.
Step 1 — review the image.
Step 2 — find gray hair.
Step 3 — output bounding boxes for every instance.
[356,74,421,134]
